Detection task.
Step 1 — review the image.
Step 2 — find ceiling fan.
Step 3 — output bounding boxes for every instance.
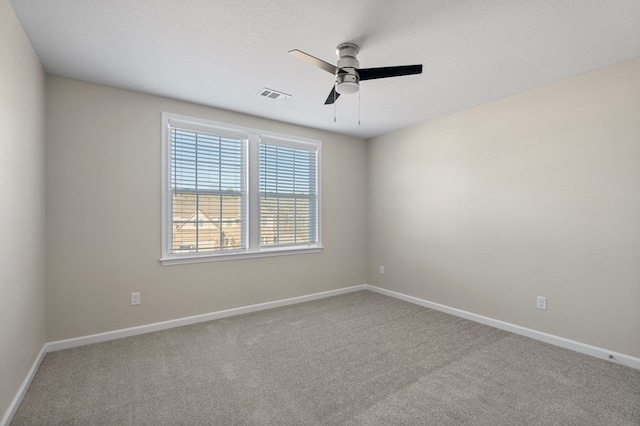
[289,43,423,105]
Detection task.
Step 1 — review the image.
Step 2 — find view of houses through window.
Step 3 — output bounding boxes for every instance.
[171,192,315,253]
[172,193,243,253]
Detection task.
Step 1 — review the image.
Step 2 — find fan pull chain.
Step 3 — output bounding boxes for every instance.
[358,90,361,126]
[333,84,337,122]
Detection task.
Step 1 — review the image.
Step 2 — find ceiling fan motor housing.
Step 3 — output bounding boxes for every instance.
[335,43,360,94]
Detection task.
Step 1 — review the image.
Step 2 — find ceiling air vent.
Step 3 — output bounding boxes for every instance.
[258,88,291,101]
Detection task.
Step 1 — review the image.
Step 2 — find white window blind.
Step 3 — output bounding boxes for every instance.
[168,125,247,254]
[259,141,318,247]
[161,112,321,265]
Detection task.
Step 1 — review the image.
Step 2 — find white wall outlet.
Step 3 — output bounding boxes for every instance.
[536,296,547,311]
[131,292,141,306]
[379,265,385,275]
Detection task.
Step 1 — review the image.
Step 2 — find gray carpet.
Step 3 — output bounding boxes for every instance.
[11,290,640,425]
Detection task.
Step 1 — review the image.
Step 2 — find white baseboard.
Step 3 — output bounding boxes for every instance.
[365,284,640,371]
[1,345,47,426]
[46,284,367,352]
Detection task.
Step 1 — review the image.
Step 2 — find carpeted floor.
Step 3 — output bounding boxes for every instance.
[11,290,640,425]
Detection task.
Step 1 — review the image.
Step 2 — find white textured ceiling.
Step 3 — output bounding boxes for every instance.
[11,0,640,139]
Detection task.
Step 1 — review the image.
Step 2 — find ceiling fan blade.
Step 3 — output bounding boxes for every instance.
[359,64,423,81]
[289,49,338,75]
[324,86,341,105]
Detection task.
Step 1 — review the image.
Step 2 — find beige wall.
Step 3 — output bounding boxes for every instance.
[367,58,640,358]
[45,76,367,341]
[0,0,46,419]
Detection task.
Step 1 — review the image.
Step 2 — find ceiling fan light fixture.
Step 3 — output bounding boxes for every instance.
[335,72,360,95]
[336,81,359,95]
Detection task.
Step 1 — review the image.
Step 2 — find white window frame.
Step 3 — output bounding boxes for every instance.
[161,112,322,265]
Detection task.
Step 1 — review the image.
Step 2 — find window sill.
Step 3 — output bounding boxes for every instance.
[160,246,323,266]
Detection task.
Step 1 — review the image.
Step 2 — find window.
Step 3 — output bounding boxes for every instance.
[161,113,321,265]
[169,126,247,254]
[259,141,317,247]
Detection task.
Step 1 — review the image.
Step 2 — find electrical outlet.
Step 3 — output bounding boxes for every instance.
[131,292,141,306]
[379,265,385,275]
[536,296,547,311]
